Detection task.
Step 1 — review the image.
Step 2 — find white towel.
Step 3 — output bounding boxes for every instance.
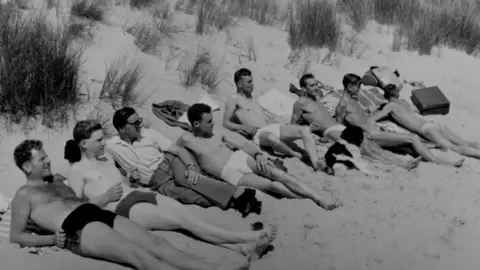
[0,194,11,242]
[257,89,296,118]
[178,95,221,125]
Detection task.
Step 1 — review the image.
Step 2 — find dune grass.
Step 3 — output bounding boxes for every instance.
[339,0,480,55]
[70,0,105,21]
[179,51,221,93]
[0,4,82,127]
[99,57,145,109]
[287,0,340,51]
[126,1,183,54]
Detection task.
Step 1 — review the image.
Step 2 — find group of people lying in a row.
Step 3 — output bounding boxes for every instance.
[8,68,480,270]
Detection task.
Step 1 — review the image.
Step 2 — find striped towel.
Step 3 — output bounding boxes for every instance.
[0,209,10,242]
[0,199,65,255]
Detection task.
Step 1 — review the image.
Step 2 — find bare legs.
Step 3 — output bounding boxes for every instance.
[113,215,230,270]
[241,155,339,210]
[258,125,320,170]
[129,196,276,258]
[422,126,480,160]
[79,221,179,270]
[370,131,464,167]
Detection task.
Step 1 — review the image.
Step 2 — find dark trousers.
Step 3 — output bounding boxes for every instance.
[149,153,237,209]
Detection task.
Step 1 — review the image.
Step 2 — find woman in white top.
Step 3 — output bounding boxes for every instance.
[65,120,277,262]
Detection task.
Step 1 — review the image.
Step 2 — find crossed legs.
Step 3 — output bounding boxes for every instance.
[128,195,276,260]
[78,217,217,270]
[421,125,480,160]
[369,130,464,167]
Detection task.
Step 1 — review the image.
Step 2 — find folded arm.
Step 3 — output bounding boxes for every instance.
[10,188,55,247]
[222,95,252,132]
[165,144,198,170]
[222,133,262,158]
[369,104,393,122]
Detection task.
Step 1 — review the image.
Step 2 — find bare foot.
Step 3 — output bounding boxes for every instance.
[240,224,278,261]
[405,157,421,171]
[317,199,342,211]
[453,158,465,168]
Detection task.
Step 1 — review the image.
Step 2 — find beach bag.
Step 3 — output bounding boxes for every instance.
[361,66,403,90]
[410,86,450,115]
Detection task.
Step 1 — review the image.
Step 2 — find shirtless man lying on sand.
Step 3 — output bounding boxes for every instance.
[10,140,249,270]
[223,68,322,171]
[335,73,464,167]
[65,120,276,261]
[291,73,420,171]
[179,103,339,211]
[369,85,480,160]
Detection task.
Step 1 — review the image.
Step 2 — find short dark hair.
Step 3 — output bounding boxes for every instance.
[64,120,103,164]
[187,103,212,126]
[112,107,136,131]
[342,73,362,89]
[299,73,315,88]
[340,126,364,147]
[383,84,397,98]
[14,140,43,173]
[233,68,252,86]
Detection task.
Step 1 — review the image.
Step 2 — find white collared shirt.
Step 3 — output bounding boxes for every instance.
[105,128,173,184]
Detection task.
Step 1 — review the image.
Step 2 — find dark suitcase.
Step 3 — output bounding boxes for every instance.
[410,86,450,115]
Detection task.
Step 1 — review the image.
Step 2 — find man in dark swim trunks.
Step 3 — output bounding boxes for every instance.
[9,139,249,270]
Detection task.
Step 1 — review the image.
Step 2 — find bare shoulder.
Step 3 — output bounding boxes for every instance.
[12,185,33,203]
[177,132,195,147]
[225,94,239,106]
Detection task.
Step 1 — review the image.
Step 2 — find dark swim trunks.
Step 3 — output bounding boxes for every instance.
[61,203,117,254]
[115,191,157,218]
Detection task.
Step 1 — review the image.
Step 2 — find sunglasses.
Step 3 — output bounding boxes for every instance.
[127,118,143,127]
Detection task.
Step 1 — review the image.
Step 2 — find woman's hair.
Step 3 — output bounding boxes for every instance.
[64,120,103,164]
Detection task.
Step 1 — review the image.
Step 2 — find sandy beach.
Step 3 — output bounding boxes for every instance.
[2,0,480,269]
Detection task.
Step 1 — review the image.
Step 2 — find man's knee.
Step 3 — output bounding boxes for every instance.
[299,125,311,137]
[407,134,422,144]
[265,132,281,144]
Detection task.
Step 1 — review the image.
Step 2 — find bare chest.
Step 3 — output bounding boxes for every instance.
[30,184,81,205]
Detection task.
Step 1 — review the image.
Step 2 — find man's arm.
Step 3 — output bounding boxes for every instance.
[369,104,393,122]
[10,188,55,247]
[221,133,262,158]
[334,103,348,124]
[166,145,198,169]
[67,168,110,208]
[290,102,303,125]
[222,95,250,132]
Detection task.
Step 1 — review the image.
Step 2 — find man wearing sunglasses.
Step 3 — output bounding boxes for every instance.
[105,107,261,217]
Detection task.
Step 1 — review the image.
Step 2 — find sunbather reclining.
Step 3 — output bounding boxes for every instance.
[369,85,480,160]
[335,73,464,167]
[223,68,323,171]
[10,139,250,270]
[105,107,261,217]
[64,120,277,261]
[291,73,420,171]
[179,103,340,211]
